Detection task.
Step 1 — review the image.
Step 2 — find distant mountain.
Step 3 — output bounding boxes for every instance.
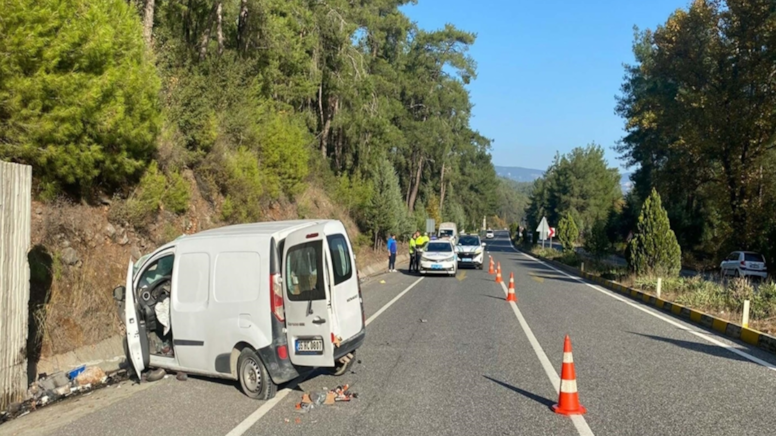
[494,166,544,183]
[496,165,633,193]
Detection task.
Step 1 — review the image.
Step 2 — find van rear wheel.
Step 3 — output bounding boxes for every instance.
[238,348,277,400]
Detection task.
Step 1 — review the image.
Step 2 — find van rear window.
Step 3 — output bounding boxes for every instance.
[327,234,352,285]
[286,241,326,301]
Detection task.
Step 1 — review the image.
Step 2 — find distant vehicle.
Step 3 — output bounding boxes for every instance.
[419,240,457,277]
[114,220,365,400]
[720,251,767,280]
[485,229,495,239]
[456,235,486,270]
[438,222,458,243]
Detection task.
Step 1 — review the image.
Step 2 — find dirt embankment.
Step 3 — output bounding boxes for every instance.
[27,173,377,381]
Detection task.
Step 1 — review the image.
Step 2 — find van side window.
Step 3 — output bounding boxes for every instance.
[286,241,325,301]
[138,255,174,291]
[327,234,352,285]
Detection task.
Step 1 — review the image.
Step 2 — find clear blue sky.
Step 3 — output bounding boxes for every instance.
[401,0,688,171]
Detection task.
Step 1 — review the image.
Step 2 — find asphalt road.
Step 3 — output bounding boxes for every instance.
[3,232,776,436]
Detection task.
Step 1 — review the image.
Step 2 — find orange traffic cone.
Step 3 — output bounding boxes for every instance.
[488,257,495,275]
[506,272,517,302]
[495,262,503,283]
[552,335,587,416]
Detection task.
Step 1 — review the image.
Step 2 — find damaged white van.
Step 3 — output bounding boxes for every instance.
[113,220,365,400]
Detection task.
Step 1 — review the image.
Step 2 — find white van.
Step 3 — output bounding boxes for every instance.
[113,220,365,400]
[438,222,458,243]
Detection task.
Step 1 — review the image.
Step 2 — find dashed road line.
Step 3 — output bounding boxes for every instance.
[226,276,424,436]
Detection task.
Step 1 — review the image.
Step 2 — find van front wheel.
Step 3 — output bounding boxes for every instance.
[238,348,277,400]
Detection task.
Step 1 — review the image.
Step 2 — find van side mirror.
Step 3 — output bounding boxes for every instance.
[113,286,126,302]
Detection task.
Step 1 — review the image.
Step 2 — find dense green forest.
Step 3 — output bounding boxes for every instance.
[0,0,506,244]
[525,0,776,269]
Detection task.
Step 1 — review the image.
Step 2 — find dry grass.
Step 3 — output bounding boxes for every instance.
[530,246,776,335]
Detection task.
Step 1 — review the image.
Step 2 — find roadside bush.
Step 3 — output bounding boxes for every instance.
[220,148,264,223]
[585,220,610,260]
[558,212,579,251]
[0,0,161,195]
[626,189,682,277]
[110,162,190,227]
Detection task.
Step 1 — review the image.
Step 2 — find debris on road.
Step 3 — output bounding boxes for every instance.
[146,368,166,382]
[75,366,107,386]
[420,319,428,323]
[176,372,188,381]
[1,367,129,424]
[294,384,358,412]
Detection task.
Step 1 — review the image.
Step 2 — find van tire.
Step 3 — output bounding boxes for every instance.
[237,348,276,400]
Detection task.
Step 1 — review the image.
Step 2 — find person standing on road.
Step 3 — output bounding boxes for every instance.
[409,232,417,272]
[387,234,397,272]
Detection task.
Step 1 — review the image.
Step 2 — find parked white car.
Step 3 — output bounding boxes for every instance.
[720,251,767,280]
[114,220,365,400]
[456,235,486,270]
[419,240,458,276]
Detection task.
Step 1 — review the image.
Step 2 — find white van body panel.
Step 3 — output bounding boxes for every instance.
[438,222,458,242]
[125,219,364,382]
[171,234,272,374]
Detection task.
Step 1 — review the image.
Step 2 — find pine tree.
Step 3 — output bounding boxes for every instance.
[626,189,682,276]
[557,212,579,251]
[585,220,610,260]
[366,158,405,248]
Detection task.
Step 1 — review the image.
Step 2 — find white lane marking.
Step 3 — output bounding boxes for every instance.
[499,279,594,436]
[366,277,424,326]
[226,276,425,436]
[512,245,776,372]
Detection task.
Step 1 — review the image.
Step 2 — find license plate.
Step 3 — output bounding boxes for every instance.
[431,264,443,270]
[461,258,472,262]
[295,338,323,354]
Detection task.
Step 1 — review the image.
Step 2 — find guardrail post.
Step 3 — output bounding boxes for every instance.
[656,278,662,299]
[742,300,750,328]
[580,262,584,272]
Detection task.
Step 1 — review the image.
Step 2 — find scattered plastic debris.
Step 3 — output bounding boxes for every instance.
[379,280,386,284]
[1,367,129,424]
[176,372,188,381]
[420,319,428,323]
[294,384,358,412]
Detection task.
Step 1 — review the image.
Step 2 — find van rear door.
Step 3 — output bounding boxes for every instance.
[282,224,336,367]
[124,260,149,377]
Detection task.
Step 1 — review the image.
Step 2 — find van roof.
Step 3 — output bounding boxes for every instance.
[192,220,334,238]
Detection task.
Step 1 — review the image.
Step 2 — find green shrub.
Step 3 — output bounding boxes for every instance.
[220,148,264,223]
[626,189,682,277]
[163,171,190,214]
[0,0,161,194]
[585,220,610,260]
[558,213,579,251]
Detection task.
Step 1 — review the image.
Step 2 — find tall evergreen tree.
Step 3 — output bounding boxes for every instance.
[626,189,682,276]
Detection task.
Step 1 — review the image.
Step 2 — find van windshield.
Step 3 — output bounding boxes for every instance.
[439,230,454,238]
[286,241,325,301]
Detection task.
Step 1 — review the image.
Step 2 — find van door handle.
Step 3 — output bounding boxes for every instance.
[312,317,326,324]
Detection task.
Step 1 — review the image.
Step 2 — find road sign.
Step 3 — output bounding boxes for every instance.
[536,217,550,240]
[549,227,556,238]
[426,219,436,234]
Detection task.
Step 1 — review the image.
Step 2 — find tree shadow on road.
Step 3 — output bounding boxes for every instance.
[628,332,754,364]
[483,376,555,407]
